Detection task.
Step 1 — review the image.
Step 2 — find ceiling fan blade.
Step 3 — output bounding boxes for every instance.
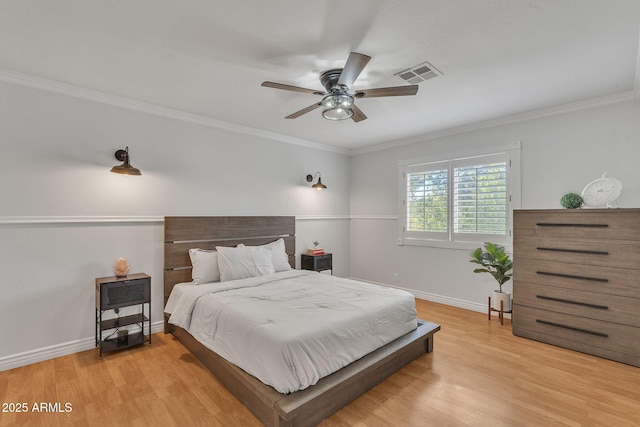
[354,85,419,98]
[261,81,325,96]
[285,102,323,119]
[337,52,371,89]
[351,104,367,122]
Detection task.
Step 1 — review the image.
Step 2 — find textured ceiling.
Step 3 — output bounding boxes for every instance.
[1,1,639,151]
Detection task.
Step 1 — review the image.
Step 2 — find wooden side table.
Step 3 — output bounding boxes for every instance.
[301,253,332,274]
[95,273,151,358]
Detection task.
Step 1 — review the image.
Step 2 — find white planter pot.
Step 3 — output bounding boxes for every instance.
[491,290,511,311]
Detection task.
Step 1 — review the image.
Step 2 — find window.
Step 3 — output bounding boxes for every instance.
[398,143,520,249]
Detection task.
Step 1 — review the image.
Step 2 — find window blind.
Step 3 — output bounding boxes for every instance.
[406,168,448,232]
[453,161,507,235]
[399,146,517,248]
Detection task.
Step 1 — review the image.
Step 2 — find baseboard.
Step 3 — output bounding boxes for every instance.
[409,289,487,313]
[400,285,512,320]
[348,277,509,317]
[0,320,164,372]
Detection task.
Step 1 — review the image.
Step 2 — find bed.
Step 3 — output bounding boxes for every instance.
[163,216,440,426]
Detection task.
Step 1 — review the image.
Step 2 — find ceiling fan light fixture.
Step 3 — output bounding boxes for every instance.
[262,52,418,122]
[321,94,354,120]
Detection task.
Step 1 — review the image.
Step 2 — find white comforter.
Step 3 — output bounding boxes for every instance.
[166,270,417,394]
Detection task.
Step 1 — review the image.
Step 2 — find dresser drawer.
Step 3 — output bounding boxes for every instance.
[514,235,640,269]
[514,259,640,299]
[514,209,640,241]
[513,305,640,360]
[514,282,640,327]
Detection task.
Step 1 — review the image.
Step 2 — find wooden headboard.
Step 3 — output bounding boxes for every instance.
[163,216,296,330]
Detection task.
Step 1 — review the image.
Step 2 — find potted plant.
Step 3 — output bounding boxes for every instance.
[470,242,513,311]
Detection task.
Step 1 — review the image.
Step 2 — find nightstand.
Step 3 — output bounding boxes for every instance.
[301,253,332,274]
[95,273,151,359]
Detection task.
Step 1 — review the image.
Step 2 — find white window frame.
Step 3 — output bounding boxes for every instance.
[397,141,521,250]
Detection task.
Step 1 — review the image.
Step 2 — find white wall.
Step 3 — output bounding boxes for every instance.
[3,76,639,370]
[349,100,640,311]
[0,80,351,368]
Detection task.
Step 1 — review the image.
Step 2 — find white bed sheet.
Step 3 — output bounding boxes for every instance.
[166,270,417,394]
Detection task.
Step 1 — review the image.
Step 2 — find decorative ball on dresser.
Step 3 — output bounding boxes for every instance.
[560,192,583,209]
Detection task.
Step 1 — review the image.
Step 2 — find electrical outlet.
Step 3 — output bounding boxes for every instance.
[393,273,399,282]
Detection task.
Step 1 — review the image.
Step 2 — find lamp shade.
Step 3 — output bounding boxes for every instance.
[306,172,327,190]
[311,176,327,190]
[110,147,141,175]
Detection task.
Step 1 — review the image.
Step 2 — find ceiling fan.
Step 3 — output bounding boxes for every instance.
[261,52,419,122]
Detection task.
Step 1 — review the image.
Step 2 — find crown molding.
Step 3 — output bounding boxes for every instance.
[0,68,348,155]
[350,90,637,156]
[1,68,634,158]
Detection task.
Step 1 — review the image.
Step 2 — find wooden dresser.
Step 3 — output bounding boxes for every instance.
[513,209,640,367]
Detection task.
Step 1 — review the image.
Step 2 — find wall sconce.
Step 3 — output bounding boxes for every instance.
[110,146,141,175]
[306,172,326,190]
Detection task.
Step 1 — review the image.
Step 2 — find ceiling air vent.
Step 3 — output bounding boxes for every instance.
[395,61,441,84]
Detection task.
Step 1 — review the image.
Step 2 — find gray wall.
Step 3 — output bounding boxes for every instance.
[3,75,639,370]
[0,80,351,368]
[349,100,640,311]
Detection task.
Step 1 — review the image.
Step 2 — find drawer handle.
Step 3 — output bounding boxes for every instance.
[536,223,608,228]
[536,319,608,338]
[536,295,608,310]
[536,247,609,256]
[536,271,608,283]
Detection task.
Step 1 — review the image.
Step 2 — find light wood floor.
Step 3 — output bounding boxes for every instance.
[1,299,639,426]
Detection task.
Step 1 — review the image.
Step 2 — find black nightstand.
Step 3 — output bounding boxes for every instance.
[95,273,151,359]
[301,253,332,274]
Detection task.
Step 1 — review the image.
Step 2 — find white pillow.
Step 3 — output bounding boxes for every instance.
[189,248,220,284]
[217,245,275,282]
[240,239,292,272]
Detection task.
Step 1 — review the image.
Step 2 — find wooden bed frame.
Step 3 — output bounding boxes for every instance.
[164,216,440,426]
